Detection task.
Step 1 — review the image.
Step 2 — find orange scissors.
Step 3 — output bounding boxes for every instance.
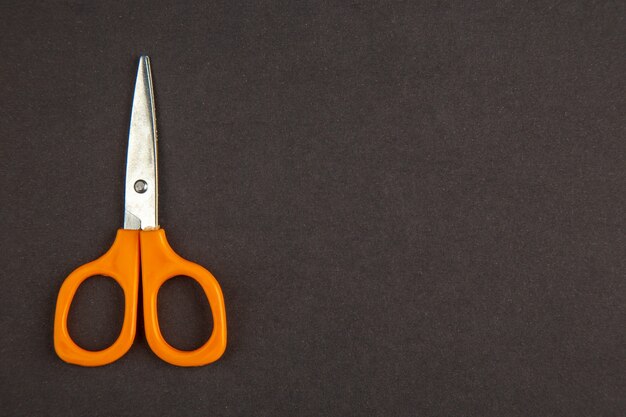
[53,56,227,367]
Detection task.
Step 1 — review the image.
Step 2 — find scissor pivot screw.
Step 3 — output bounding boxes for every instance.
[134,179,148,193]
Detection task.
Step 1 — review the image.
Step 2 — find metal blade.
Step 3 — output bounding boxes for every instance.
[124,56,158,230]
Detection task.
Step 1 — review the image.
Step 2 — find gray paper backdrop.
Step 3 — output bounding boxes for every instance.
[1,1,624,416]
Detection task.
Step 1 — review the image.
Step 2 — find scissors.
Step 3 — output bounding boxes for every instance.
[54,56,227,367]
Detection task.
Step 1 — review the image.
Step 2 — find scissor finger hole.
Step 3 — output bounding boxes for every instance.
[67,275,125,351]
[157,276,214,351]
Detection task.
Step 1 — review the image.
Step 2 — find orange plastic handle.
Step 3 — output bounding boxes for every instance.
[53,229,140,366]
[140,229,227,366]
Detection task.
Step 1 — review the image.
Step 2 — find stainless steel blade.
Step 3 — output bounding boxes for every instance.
[124,56,158,230]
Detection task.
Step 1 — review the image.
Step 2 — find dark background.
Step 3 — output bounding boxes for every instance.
[0,1,624,416]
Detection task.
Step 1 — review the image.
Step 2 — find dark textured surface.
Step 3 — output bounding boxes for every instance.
[0,1,624,416]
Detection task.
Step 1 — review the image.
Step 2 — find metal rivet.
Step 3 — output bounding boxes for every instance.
[134,179,148,193]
